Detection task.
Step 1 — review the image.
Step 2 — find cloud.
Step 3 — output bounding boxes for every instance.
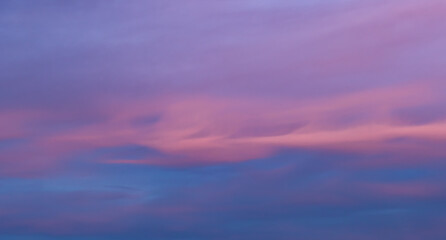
[2,0,446,239]
[25,82,441,167]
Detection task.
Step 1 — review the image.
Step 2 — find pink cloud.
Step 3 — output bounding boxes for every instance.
[34,82,444,165]
[1,81,445,178]
[2,0,446,176]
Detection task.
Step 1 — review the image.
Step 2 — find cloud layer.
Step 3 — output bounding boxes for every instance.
[1,0,446,239]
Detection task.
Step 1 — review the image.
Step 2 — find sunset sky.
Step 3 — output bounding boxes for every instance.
[2,0,446,239]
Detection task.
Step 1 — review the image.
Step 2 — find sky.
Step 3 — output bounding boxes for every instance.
[1,0,446,239]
